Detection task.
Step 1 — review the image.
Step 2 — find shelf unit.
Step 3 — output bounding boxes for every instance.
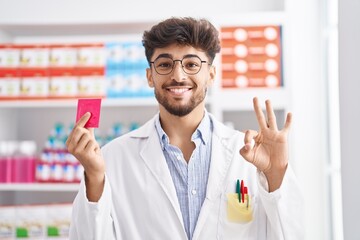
[0,183,79,192]
[0,4,291,206]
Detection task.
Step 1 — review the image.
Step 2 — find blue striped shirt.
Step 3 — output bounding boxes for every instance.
[155,111,213,240]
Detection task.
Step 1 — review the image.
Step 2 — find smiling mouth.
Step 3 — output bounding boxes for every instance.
[167,88,192,94]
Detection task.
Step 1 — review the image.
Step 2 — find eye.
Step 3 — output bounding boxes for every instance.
[155,58,173,69]
[158,62,172,68]
[184,60,200,69]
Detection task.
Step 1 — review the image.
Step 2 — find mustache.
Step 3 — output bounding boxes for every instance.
[163,80,194,88]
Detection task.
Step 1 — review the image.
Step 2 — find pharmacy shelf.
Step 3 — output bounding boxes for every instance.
[0,183,79,191]
[0,3,291,207]
[215,88,290,111]
[0,97,158,108]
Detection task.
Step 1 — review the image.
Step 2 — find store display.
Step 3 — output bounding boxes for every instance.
[0,41,153,100]
[0,141,37,183]
[0,15,290,220]
[34,121,140,183]
[0,204,72,239]
[105,41,153,98]
[221,25,283,88]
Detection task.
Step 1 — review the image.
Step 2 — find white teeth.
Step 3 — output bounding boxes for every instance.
[169,88,189,94]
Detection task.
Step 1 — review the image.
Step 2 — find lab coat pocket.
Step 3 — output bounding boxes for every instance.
[217,193,257,239]
[226,193,253,223]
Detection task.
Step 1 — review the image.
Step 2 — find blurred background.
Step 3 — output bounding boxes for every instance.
[0,0,358,239]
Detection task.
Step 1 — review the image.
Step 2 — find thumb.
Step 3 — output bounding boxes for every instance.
[240,145,252,160]
[239,139,255,163]
[76,112,92,128]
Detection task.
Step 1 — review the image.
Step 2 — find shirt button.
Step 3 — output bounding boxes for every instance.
[176,155,182,160]
[191,189,197,195]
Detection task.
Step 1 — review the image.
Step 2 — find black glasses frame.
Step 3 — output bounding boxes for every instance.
[150,55,210,75]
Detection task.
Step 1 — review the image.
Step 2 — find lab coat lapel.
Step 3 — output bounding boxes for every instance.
[193,116,237,239]
[138,119,185,232]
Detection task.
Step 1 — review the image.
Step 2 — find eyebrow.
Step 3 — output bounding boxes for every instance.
[153,53,201,61]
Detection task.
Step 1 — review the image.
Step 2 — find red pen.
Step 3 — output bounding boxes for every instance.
[244,187,249,208]
[241,180,244,203]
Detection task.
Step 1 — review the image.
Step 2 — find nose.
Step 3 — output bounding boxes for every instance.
[170,60,186,81]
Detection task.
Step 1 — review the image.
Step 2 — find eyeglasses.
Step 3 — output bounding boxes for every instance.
[150,55,210,75]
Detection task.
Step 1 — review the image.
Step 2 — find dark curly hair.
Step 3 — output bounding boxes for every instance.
[142,17,221,65]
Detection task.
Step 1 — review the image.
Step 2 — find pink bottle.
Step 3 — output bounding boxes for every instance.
[11,141,37,183]
[0,142,7,183]
[0,141,16,183]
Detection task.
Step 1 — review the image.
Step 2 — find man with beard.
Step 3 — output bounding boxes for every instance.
[66,17,303,240]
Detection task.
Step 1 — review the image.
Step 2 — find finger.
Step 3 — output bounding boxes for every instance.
[265,99,278,130]
[243,130,257,151]
[283,112,292,133]
[66,127,88,153]
[75,132,93,154]
[67,113,92,147]
[84,139,99,153]
[75,112,91,128]
[88,128,95,138]
[253,97,267,129]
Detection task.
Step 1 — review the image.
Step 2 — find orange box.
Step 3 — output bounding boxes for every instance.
[220,26,282,88]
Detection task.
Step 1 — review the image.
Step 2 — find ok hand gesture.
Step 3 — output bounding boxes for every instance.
[239,97,292,192]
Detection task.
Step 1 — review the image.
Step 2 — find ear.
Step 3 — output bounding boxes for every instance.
[146,68,154,88]
[207,66,216,87]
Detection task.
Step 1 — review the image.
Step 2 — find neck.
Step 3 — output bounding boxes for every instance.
[159,104,205,162]
[159,106,205,138]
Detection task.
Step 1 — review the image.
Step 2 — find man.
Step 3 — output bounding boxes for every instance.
[67,17,303,239]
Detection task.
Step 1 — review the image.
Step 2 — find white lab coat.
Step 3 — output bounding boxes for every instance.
[70,113,304,240]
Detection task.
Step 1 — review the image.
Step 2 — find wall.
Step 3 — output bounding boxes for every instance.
[339,0,360,239]
[287,0,327,239]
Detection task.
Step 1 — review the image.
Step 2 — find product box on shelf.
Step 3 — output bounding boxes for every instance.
[105,41,148,70]
[19,68,49,98]
[0,69,20,99]
[19,44,50,69]
[0,206,15,239]
[220,25,283,88]
[105,69,153,98]
[76,43,105,68]
[105,41,151,98]
[0,44,21,68]
[49,45,78,68]
[77,67,105,98]
[48,68,78,98]
[0,204,72,239]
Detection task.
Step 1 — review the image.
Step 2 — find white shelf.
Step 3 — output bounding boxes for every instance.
[0,1,284,27]
[0,98,158,108]
[215,88,290,111]
[0,183,79,192]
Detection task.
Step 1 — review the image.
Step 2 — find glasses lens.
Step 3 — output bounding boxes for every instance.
[154,57,174,75]
[182,56,202,74]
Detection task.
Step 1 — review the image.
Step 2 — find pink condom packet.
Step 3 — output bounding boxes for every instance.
[76,98,102,128]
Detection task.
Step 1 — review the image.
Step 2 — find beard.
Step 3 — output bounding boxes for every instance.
[154,81,207,117]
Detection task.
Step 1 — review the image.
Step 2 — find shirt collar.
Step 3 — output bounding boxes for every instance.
[154,110,212,150]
